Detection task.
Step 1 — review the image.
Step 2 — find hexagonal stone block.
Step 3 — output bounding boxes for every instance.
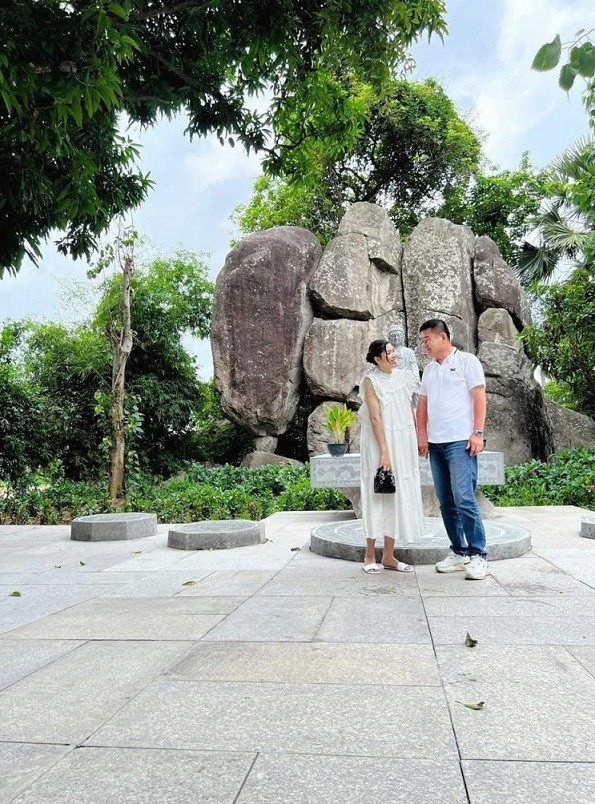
[71,513,157,542]
[168,520,263,550]
[580,517,595,540]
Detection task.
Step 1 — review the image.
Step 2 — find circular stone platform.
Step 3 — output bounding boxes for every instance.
[580,516,595,540]
[71,513,157,542]
[310,518,532,565]
[168,520,263,550]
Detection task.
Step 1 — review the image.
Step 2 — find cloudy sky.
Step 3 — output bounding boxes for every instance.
[1,0,593,377]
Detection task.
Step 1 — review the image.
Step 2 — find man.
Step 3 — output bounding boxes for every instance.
[416,319,489,580]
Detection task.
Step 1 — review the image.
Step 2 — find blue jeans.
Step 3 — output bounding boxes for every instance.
[429,441,487,558]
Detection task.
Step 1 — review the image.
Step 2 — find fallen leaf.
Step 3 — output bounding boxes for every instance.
[290,547,301,552]
[79,560,86,566]
[131,550,142,554]
[465,632,478,648]
[181,580,196,587]
[54,565,62,569]
[9,591,21,597]
[456,700,485,711]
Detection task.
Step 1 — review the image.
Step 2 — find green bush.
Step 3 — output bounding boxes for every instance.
[0,463,350,525]
[482,448,595,508]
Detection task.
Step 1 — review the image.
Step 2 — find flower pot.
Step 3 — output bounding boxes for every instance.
[327,443,348,457]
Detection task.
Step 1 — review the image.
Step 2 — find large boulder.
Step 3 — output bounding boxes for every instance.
[477,308,522,350]
[402,218,476,359]
[211,226,321,436]
[473,236,532,329]
[241,451,302,468]
[303,311,405,401]
[545,401,595,451]
[479,342,554,464]
[309,232,402,320]
[337,202,402,273]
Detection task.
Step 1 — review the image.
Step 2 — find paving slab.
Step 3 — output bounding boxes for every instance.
[98,569,216,597]
[0,640,192,744]
[315,597,430,643]
[170,642,441,685]
[177,569,276,597]
[414,565,509,597]
[462,760,595,804]
[0,743,72,804]
[4,597,227,641]
[2,570,150,586]
[238,754,468,804]
[87,678,459,759]
[435,645,593,688]
[0,584,124,635]
[0,639,84,691]
[202,596,332,642]
[427,595,595,645]
[255,565,419,597]
[566,645,595,678]
[10,747,255,804]
[488,554,595,596]
[442,658,595,761]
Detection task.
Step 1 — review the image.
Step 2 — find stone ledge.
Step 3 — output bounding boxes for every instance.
[168,520,264,551]
[580,517,595,540]
[310,451,505,488]
[71,513,157,542]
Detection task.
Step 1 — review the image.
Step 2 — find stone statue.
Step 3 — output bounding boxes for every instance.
[387,324,421,400]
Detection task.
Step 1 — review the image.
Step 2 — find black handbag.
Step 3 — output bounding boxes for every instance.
[374,467,396,494]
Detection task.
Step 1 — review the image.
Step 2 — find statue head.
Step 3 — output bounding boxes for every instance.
[387,324,405,348]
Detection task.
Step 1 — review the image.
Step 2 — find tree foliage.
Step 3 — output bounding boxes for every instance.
[532,29,595,121]
[440,154,557,269]
[520,268,595,417]
[236,77,481,243]
[0,0,446,275]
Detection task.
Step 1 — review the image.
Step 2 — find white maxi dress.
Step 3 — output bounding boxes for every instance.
[359,368,425,544]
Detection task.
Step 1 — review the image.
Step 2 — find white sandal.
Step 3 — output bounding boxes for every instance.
[362,562,383,574]
[382,561,413,573]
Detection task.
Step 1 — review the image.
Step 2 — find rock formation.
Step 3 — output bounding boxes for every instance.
[211,203,595,469]
[211,226,320,437]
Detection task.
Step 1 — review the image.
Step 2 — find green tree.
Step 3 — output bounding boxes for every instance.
[94,248,215,476]
[0,324,54,485]
[236,77,481,243]
[0,0,446,275]
[532,29,594,119]
[520,268,595,417]
[439,154,557,268]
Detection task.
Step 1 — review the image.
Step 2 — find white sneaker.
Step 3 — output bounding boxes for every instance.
[465,555,489,580]
[435,551,471,573]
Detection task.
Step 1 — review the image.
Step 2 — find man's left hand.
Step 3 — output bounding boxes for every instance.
[466,434,484,456]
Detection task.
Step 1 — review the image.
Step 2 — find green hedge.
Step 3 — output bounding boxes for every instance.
[482,448,595,508]
[0,463,350,525]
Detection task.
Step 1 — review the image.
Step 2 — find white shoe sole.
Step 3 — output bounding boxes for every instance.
[435,563,469,573]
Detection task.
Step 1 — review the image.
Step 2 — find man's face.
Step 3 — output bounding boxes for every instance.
[419,329,444,358]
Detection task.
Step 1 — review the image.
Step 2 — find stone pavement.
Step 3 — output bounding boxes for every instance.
[1,506,595,803]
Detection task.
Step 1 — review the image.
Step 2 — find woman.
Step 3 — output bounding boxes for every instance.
[359,338,425,574]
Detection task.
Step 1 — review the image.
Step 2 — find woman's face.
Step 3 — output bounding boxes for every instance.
[376,343,397,369]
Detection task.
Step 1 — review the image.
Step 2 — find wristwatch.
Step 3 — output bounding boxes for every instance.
[472,429,484,437]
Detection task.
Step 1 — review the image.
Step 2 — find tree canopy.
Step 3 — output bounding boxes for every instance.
[0,0,446,275]
[236,77,481,243]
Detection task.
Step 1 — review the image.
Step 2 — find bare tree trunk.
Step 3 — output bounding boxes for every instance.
[108,252,134,504]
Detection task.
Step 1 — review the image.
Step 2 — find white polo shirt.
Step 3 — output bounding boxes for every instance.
[419,348,485,443]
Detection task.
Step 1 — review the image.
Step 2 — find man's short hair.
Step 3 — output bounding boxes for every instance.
[419,318,451,339]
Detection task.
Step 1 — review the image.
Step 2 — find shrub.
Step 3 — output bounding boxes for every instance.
[482,448,595,508]
[0,463,350,525]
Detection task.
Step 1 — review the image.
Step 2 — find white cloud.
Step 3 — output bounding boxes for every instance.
[461,0,594,166]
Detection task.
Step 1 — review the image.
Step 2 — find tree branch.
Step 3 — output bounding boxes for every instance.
[131,2,199,22]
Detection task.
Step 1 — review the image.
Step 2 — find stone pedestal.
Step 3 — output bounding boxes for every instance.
[168,520,263,550]
[580,517,595,540]
[71,513,157,542]
[310,519,531,565]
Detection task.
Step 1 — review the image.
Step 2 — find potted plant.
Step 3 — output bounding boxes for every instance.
[325,403,356,457]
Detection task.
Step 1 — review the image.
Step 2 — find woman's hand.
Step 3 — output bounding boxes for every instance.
[379,449,391,471]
